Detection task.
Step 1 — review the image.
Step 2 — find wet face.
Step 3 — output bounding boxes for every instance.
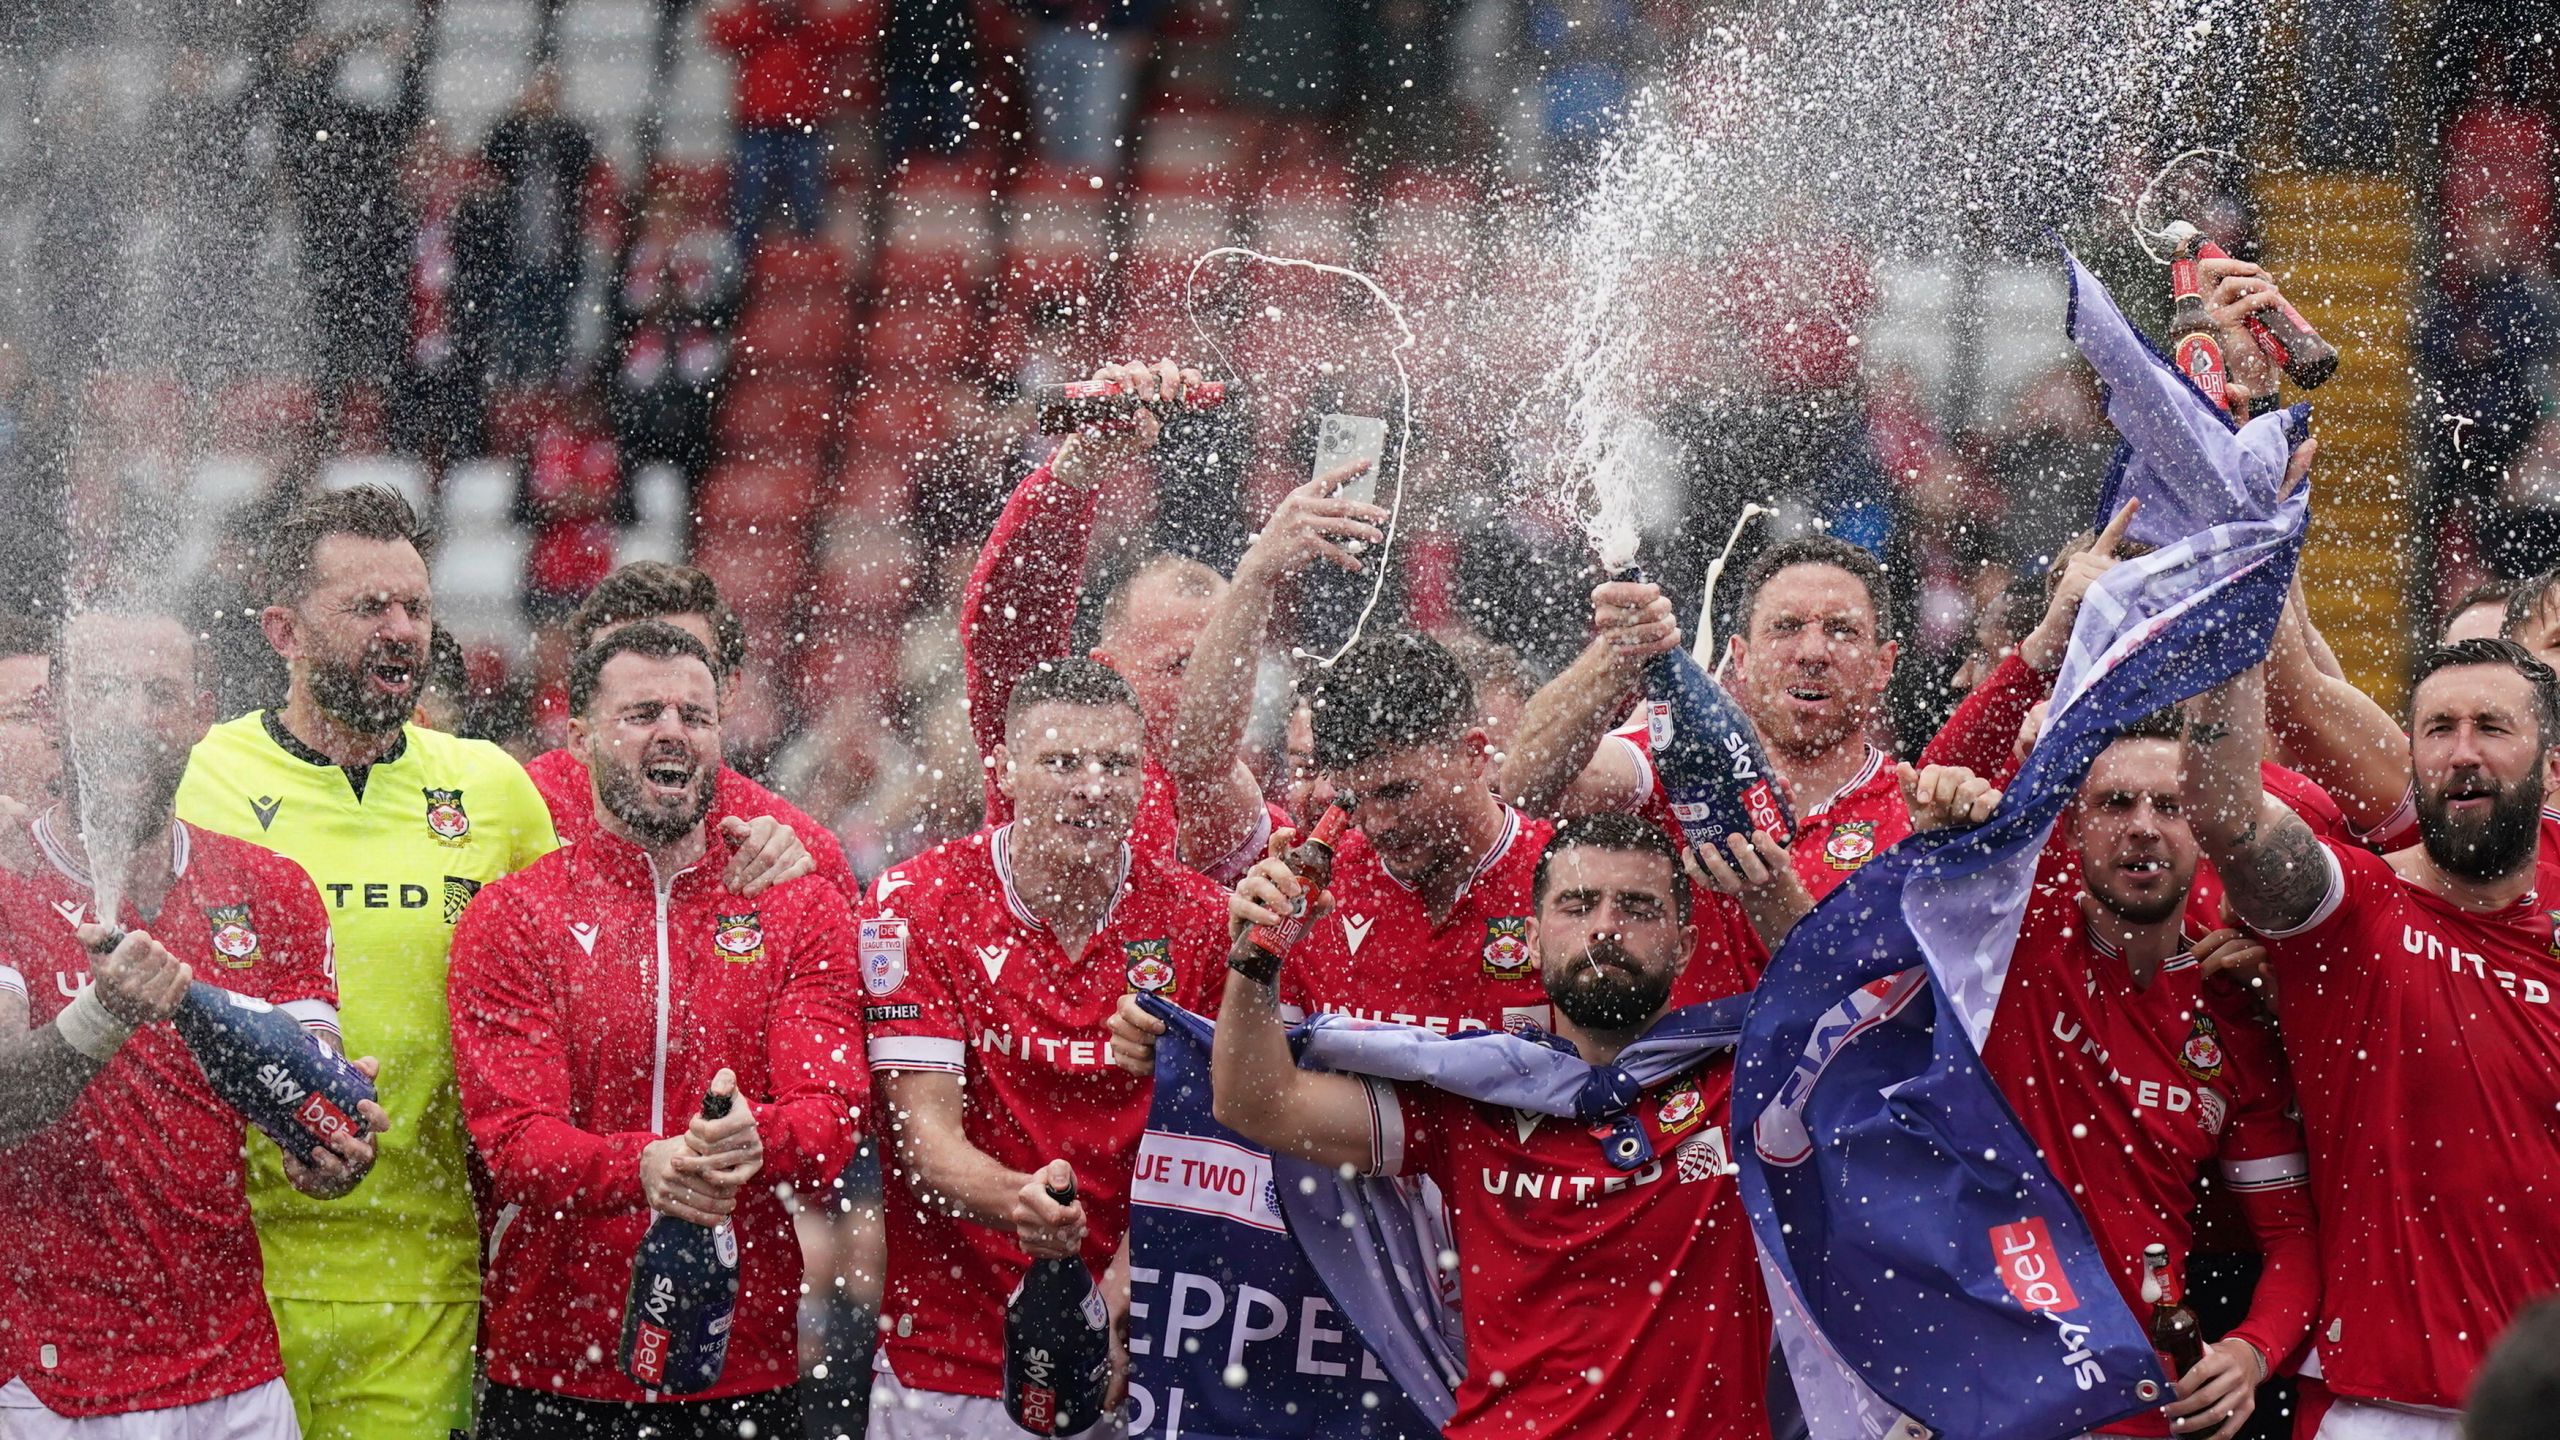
[0,652,58,804]
[997,700,1146,859]
[1331,733,1492,890]
[572,652,721,846]
[1534,844,1692,1034]
[1732,563,1896,760]
[2070,738,2198,926]
[2410,664,2549,883]
[274,535,433,738]
[1094,572,1223,740]
[59,612,211,828]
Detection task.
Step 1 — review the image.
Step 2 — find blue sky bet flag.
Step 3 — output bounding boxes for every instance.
[1729,245,2312,1440]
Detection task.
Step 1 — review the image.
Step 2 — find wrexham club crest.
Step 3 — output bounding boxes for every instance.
[714,912,766,964]
[1822,820,1878,871]
[423,787,471,845]
[1482,916,1534,980]
[1124,937,1177,995]
[2177,1007,2226,1084]
[202,902,263,969]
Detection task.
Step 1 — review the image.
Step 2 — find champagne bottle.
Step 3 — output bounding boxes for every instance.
[85,930,376,1166]
[1640,644,1795,852]
[1003,1176,1112,1435]
[620,1090,742,1395]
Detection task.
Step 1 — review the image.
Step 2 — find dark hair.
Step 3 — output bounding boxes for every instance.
[1005,656,1142,732]
[2497,573,2554,641]
[1309,632,1475,773]
[1533,812,1692,921]
[2115,706,2188,744]
[2465,1298,2560,1440]
[0,612,51,661]
[566,619,717,717]
[2410,638,2560,744]
[262,485,433,607]
[1740,535,1893,636]
[572,562,748,677]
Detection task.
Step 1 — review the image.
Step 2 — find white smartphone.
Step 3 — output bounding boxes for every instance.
[1313,413,1388,551]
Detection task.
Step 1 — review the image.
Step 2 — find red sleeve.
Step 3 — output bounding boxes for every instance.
[1674,889,1767,996]
[755,885,870,1189]
[1919,652,2051,782]
[858,865,969,1074]
[1173,882,1232,1021]
[448,885,658,1214]
[961,460,1103,810]
[2208,990,2320,1371]
[1374,1081,1459,1181]
[245,850,338,1009]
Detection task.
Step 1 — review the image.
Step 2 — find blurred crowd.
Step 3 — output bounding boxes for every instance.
[0,0,2544,891]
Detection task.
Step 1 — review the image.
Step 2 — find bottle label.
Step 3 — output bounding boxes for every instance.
[2169,254,2202,301]
[628,1322,670,1386]
[2175,333,2229,410]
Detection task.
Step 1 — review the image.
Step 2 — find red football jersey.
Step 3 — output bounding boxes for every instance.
[522,746,862,905]
[1280,807,1768,1036]
[2257,841,2560,1410]
[0,816,334,1417]
[1368,1061,1771,1438]
[1984,855,2315,1432]
[861,824,1230,1398]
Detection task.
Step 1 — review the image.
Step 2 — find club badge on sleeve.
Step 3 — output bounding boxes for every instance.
[861,918,909,996]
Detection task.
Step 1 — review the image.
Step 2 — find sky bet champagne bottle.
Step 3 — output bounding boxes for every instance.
[86,929,376,1166]
[1004,1175,1111,1435]
[620,1089,742,1394]
[1638,641,1795,853]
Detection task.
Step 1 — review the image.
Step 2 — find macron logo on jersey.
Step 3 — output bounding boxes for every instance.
[50,900,85,931]
[250,795,282,831]
[876,874,912,904]
[977,945,1010,984]
[568,922,600,956]
[1342,914,1375,954]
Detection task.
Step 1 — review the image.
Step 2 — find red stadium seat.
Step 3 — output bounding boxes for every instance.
[751,237,851,301]
[715,374,839,459]
[696,456,824,550]
[838,376,945,459]
[690,529,809,634]
[206,377,319,458]
[734,292,856,374]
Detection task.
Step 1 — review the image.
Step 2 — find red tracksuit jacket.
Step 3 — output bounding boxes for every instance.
[449,829,868,1404]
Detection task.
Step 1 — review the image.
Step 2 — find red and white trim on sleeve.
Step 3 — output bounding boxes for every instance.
[2222,1151,2310,1194]
[1362,1077,1405,1178]
[869,1035,969,1075]
[0,964,22,999]
[2251,844,2349,940]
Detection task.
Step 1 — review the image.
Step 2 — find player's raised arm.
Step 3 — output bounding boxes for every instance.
[1164,458,1384,873]
[1499,578,1678,819]
[1208,852,1384,1173]
[2264,575,2415,836]
[2184,666,2330,935]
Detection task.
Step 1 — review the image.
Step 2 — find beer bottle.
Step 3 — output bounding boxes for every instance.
[619,1089,742,1395]
[2140,1242,2207,1377]
[2167,222,2341,389]
[2169,233,2234,415]
[1229,804,1350,985]
[1003,1175,1112,1435]
[1036,377,1240,434]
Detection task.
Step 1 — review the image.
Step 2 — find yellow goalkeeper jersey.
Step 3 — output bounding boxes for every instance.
[177,711,557,1303]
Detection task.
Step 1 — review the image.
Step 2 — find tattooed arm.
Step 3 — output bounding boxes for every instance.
[2184,666,2335,934]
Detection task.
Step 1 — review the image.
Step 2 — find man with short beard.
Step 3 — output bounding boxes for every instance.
[1206,813,1780,1438]
[447,621,867,1438]
[2185,640,2560,1439]
[176,487,811,1440]
[1968,712,2318,1440]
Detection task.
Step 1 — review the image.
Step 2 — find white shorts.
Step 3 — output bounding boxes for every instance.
[865,1356,1122,1440]
[0,1378,298,1440]
[2311,1396,2461,1440]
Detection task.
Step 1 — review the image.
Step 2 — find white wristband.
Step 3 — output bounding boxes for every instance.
[54,986,134,1063]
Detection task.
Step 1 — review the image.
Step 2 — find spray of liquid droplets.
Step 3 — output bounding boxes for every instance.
[1183,246,1417,667]
[1518,0,2255,572]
